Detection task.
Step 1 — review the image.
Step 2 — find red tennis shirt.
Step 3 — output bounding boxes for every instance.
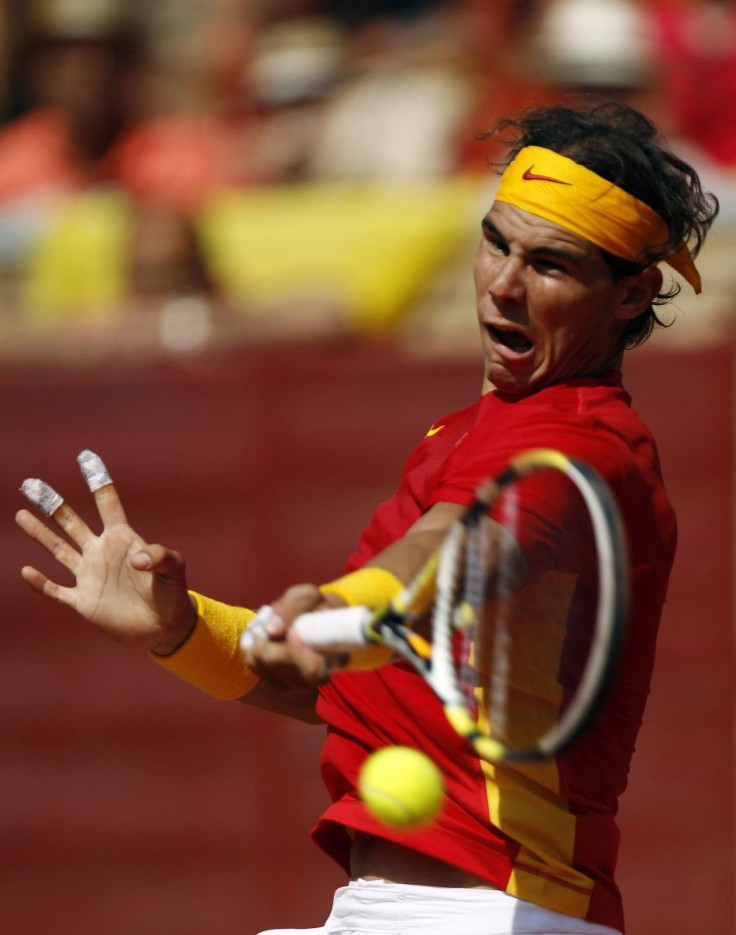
[313,373,676,932]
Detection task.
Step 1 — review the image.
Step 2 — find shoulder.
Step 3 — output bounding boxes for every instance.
[408,398,482,458]
[456,376,654,488]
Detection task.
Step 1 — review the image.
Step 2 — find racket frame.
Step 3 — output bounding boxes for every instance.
[266,448,629,764]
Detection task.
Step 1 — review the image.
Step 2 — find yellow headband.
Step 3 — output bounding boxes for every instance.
[495,146,701,294]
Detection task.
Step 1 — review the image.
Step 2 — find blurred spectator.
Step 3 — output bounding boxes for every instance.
[451,0,668,176]
[517,0,664,134]
[0,2,259,338]
[304,9,472,180]
[530,0,654,95]
[323,0,450,29]
[113,1,322,200]
[0,2,291,220]
[0,6,139,321]
[242,14,348,182]
[645,0,736,169]
[453,0,560,172]
[0,10,141,204]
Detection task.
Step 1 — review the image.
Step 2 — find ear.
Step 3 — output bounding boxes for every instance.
[614,266,663,322]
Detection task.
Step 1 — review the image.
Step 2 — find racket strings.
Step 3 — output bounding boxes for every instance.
[454,514,490,716]
[426,454,626,762]
[484,485,521,742]
[443,489,535,744]
[460,472,594,750]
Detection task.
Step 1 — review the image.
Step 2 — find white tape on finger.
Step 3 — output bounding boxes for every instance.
[77,449,113,492]
[20,478,64,517]
[239,605,272,653]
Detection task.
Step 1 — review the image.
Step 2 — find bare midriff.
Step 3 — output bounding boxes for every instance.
[350,832,497,888]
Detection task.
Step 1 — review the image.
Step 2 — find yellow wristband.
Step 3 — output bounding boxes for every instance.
[320,566,403,608]
[151,591,260,700]
[320,567,403,669]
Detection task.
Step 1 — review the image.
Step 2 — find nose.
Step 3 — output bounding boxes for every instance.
[488,255,524,302]
[487,255,524,304]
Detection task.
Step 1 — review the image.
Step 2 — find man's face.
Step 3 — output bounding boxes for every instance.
[474,202,637,396]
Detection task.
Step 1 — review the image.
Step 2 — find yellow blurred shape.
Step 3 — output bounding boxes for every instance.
[23,191,131,325]
[198,178,485,332]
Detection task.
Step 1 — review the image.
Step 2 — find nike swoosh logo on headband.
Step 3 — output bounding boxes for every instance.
[522,166,571,185]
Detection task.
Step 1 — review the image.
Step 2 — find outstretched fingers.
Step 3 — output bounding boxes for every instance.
[19,561,74,607]
[17,450,195,650]
[15,507,83,574]
[19,450,127,549]
[19,478,96,550]
[77,450,127,527]
[129,542,187,578]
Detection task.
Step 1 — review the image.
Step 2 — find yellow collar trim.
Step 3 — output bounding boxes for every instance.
[495,146,701,294]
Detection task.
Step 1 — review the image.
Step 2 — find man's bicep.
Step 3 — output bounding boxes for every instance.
[363,501,467,585]
[407,500,468,534]
[386,499,528,593]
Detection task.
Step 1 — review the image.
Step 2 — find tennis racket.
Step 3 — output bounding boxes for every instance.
[245,448,629,763]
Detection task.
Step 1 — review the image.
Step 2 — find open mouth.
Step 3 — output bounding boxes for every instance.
[489,325,533,354]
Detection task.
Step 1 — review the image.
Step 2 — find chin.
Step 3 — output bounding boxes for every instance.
[486,363,537,396]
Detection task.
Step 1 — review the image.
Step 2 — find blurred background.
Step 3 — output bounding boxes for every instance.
[0,0,733,933]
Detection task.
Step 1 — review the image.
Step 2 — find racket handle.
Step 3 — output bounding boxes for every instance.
[293,606,373,651]
[240,604,373,654]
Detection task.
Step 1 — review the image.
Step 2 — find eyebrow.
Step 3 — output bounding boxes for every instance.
[480,216,585,268]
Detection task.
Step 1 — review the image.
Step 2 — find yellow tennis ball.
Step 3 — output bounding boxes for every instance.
[358,746,444,830]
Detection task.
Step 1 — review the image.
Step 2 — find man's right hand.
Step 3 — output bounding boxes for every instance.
[16,460,195,655]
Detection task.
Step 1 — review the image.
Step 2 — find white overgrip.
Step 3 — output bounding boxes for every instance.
[293,606,373,651]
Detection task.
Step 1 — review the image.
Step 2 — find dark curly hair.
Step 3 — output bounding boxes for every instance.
[484,100,720,348]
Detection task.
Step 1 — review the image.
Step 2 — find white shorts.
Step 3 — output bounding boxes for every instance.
[256,878,624,935]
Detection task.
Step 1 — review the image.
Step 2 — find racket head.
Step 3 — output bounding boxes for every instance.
[430,448,629,764]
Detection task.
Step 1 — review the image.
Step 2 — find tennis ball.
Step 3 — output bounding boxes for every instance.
[358,746,444,830]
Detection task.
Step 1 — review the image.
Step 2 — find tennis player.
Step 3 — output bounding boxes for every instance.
[16,101,718,935]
